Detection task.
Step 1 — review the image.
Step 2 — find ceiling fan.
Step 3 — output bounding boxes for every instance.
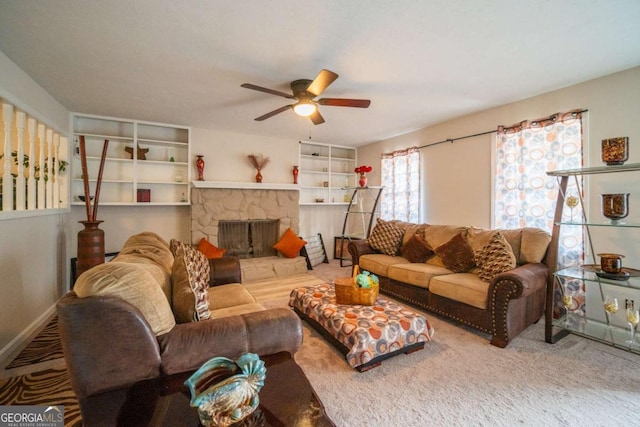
[241,69,371,125]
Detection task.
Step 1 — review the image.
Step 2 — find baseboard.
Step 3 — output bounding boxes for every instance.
[0,304,57,367]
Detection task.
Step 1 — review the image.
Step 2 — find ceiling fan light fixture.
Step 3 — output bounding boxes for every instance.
[293,100,317,117]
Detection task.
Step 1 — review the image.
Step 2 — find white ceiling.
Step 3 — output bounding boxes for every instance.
[1,1,640,147]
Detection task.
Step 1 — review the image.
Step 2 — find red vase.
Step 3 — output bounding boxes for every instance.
[359,173,367,187]
[196,155,205,181]
[292,166,299,184]
[256,169,263,183]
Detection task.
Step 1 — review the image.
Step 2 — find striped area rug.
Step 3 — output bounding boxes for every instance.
[0,368,82,427]
[6,315,64,369]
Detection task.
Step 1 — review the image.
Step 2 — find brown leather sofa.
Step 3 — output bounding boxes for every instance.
[348,223,550,348]
[57,232,302,424]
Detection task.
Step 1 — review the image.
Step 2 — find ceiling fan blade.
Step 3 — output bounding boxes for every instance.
[254,105,293,121]
[318,98,371,108]
[306,69,339,97]
[241,83,295,99]
[309,110,325,125]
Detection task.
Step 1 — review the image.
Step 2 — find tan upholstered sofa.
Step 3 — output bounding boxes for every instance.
[57,232,302,425]
[348,222,551,348]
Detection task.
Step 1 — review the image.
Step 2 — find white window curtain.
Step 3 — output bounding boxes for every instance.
[495,110,584,270]
[380,147,419,222]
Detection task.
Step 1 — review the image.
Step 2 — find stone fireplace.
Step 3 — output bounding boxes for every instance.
[190,183,300,255]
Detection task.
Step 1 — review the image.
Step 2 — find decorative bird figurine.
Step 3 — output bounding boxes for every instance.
[184,353,267,427]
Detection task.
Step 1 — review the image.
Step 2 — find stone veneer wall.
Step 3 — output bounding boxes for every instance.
[191,188,300,246]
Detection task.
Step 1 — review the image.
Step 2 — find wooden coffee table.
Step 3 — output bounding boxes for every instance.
[80,352,335,426]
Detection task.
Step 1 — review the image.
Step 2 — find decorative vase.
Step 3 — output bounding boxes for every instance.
[601,193,629,223]
[292,166,299,184]
[76,220,105,279]
[598,253,624,274]
[196,155,205,181]
[359,173,367,187]
[601,137,629,165]
[255,169,262,183]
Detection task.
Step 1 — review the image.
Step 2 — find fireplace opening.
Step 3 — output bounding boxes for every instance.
[218,220,279,259]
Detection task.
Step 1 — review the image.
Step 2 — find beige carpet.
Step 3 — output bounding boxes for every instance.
[253,262,640,427]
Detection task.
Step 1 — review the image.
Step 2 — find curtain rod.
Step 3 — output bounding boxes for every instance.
[416,108,589,150]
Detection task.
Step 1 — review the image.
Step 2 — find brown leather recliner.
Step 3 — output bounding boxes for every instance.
[57,256,303,423]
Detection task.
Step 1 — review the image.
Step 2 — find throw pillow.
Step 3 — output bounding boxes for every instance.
[433,231,475,273]
[474,232,517,282]
[368,219,405,256]
[400,232,434,263]
[198,237,227,259]
[170,240,211,323]
[74,262,176,335]
[273,228,307,258]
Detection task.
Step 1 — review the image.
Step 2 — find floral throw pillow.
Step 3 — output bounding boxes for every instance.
[474,232,517,282]
[368,219,405,256]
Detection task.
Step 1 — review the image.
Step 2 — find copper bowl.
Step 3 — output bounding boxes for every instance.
[601,137,629,165]
[601,193,629,221]
[598,253,625,274]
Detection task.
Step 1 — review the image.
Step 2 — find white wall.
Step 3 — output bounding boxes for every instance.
[359,66,640,267]
[190,128,346,256]
[0,50,71,355]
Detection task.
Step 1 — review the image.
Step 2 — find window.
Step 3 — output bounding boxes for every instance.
[494,110,584,269]
[380,147,419,222]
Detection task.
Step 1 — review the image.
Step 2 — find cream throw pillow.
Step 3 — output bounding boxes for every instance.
[74,262,175,335]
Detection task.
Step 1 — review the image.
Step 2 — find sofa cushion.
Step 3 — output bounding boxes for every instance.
[74,262,176,335]
[400,232,434,263]
[207,283,258,310]
[114,231,174,302]
[392,221,427,246]
[429,273,490,310]
[474,232,517,282]
[388,263,452,289]
[171,242,212,323]
[467,227,524,265]
[359,254,410,277]
[520,228,551,264]
[423,225,467,249]
[433,232,475,273]
[273,228,307,258]
[197,237,226,259]
[368,218,405,256]
[211,303,266,319]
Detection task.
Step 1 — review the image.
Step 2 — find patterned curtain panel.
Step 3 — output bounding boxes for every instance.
[380,147,420,222]
[495,109,584,271]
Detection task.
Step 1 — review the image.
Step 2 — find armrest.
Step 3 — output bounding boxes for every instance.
[491,262,548,298]
[157,308,303,375]
[57,292,162,399]
[347,239,376,267]
[209,256,242,286]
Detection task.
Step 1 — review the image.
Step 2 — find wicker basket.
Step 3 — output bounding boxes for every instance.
[334,277,379,306]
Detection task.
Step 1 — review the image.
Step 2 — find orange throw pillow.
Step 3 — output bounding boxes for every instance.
[273,228,307,258]
[197,238,226,259]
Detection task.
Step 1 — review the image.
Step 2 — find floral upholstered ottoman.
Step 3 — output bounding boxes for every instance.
[289,283,434,372]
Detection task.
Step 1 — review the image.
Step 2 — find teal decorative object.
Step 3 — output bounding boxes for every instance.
[184,353,266,427]
[355,270,379,289]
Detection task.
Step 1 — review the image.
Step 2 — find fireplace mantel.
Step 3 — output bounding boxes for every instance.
[191,181,299,191]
